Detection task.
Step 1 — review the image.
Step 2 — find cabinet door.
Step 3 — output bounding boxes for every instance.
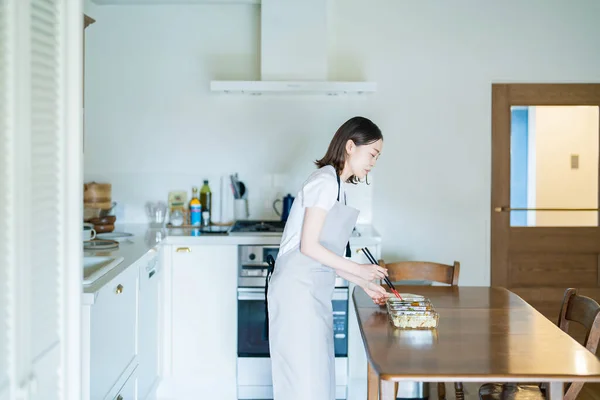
[113,367,137,400]
[138,254,160,400]
[169,245,237,400]
[90,264,139,399]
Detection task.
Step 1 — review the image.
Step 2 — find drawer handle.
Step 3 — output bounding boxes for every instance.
[176,247,191,253]
[115,284,123,294]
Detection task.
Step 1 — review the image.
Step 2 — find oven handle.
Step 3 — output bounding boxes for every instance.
[237,287,348,301]
[237,287,265,301]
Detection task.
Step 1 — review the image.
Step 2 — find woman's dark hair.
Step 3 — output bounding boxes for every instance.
[315,116,383,184]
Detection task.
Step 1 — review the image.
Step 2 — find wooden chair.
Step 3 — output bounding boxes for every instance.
[368,259,461,400]
[478,288,600,400]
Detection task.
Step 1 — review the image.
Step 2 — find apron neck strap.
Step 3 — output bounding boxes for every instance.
[336,173,345,204]
[336,173,352,258]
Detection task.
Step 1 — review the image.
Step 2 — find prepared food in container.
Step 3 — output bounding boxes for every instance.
[386,296,439,329]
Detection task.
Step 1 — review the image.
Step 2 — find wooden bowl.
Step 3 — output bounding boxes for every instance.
[89,215,116,225]
[93,224,114,233]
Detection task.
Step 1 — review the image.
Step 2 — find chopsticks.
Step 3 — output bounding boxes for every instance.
[358,247,402,300]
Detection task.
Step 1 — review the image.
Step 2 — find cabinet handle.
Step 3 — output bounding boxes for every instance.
[115,284,123,294]
[176,247,191,253]
[116,396,123,400]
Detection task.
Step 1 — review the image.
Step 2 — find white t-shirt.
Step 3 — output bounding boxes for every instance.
[278,165,346,258]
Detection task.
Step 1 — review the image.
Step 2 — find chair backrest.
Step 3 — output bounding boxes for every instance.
[377,260,460,286]
[557,288,600,400]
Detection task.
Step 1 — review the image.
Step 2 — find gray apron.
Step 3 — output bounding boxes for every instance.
[266,175,359,400]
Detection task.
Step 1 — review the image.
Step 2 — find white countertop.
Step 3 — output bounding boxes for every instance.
[82,222,382,294]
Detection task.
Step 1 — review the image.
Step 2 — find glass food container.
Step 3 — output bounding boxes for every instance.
[386,297,440,329]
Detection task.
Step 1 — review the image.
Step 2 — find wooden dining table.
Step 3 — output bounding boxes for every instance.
[353,286,600,400]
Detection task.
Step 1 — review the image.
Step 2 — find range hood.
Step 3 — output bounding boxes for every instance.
[210,0,376,95]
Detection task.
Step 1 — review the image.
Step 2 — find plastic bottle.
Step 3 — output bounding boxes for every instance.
[200,180,212,226]
[189,186,202,226]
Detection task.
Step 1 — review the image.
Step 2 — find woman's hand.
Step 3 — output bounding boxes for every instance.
[362,281,388,306]
[356,263,388,282]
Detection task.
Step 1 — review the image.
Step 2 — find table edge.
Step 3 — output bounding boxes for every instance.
[377,374,600,383]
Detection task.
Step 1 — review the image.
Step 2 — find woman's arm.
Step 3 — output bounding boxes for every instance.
[299,206,388,284]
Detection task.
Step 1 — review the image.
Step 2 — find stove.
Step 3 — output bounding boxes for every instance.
[229,220,286,236]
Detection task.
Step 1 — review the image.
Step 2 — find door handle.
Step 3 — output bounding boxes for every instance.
[495,206,599,212]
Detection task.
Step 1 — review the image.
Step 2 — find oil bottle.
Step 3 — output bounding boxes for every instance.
[200,180,212,226]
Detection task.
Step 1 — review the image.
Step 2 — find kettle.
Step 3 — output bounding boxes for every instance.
[273,194,295,222]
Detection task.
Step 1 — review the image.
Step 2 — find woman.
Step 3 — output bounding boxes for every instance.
[267,116,389,400]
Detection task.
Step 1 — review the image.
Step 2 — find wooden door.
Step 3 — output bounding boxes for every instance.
[491,84,600,343]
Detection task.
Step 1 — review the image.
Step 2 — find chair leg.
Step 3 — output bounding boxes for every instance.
[437,382,446,400]
[454,382,465,400]
[367,362,379,400]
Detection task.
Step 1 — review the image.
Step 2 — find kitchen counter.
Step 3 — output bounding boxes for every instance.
[82,222,382,294]
[164,223,382,246]
[82,224,159,295]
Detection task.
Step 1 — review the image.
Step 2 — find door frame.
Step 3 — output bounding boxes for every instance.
[491,83,600,288]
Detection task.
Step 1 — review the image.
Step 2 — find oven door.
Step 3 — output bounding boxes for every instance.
[237,287,349,357]
[236,287,349,399]
[237,287,270,357]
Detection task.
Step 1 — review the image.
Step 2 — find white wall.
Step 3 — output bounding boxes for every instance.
[83,0,600,286]
[532,106,599,226]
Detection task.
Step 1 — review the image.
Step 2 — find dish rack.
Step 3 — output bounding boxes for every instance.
[386,295,440,329]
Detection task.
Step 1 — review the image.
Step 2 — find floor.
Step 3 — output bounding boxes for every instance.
[344,380,600,400]
[430,382,600,400]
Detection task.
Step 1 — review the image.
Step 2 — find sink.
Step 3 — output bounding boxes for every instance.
[83,256,125,285]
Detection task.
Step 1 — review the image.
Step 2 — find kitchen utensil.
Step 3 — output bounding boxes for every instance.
[273,194,294,222]
[234,199,249,220]
[230,174,240,198]
[360,247,402,299]
[99,201,117,217]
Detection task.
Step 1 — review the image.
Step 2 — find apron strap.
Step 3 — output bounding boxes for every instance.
[336,174,352,258]
[263,254,276,341]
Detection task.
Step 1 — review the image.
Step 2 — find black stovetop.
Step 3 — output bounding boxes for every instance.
[229,220,286,235]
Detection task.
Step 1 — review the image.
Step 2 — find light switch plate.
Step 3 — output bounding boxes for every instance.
[571,154,579,169]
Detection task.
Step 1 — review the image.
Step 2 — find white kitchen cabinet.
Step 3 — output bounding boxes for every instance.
[112,366,138,400]
[82,246,163,400]
[82,262,139,400]
[159,244,238,400]
[138,251,161,400]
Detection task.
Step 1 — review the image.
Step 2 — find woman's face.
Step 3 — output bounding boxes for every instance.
[346,139,383,179]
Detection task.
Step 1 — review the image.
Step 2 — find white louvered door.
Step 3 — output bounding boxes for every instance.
[0,0,15,399]
[29,0,62,395]
[2,0,83,399]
